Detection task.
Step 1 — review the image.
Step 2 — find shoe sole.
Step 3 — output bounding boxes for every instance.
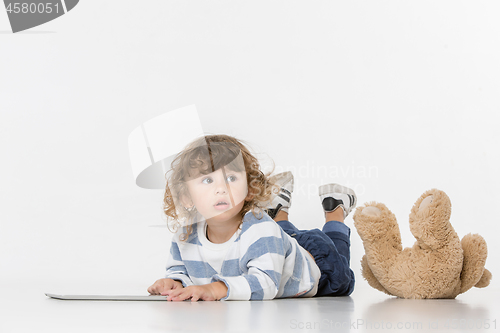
[318,183,356,197]
[270,171,294,193]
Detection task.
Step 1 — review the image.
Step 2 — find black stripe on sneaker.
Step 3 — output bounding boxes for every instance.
[278,193,291,203]
[281,188,291,196]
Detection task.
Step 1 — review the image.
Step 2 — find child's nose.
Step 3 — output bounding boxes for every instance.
[215,180,228,194]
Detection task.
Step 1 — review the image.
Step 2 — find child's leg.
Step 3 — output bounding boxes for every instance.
[274,210,354,297]
[325,207,344,224]
[318,183,356,270]
[323,207,349,263]
[274,210,290,223]
[272,180,356,296]
[310,184,357,296]
[274,211,300,236]
[323,217,352,270]
[315,219,354,296]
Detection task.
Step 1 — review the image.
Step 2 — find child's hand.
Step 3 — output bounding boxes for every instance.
[165,281,228,302]
[147,278,184,295]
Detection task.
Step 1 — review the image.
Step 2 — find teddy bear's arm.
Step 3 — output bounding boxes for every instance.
[361,255,392,295]
[459,233,490,295]
[353,203,403,282]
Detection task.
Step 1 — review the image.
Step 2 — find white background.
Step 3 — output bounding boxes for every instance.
[1,1,498,296]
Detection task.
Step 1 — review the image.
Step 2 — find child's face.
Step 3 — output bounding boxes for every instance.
[184,166,249,224]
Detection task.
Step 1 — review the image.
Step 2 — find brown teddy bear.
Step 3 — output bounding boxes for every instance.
[353,189,492,299]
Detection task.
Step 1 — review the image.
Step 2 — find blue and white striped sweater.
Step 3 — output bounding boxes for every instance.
[165,211,320,300]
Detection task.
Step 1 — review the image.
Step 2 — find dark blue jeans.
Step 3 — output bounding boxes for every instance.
[277,220,355,297]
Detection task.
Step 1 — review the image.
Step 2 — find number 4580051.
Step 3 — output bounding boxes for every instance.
[6,2,61,14]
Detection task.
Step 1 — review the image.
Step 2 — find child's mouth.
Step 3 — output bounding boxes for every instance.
[214,201,230,210]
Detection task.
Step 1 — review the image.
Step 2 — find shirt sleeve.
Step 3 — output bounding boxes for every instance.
[165,240,194,287]
[211,221,286,300]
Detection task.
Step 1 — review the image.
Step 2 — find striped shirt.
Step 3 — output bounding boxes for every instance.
[165,211,320,300]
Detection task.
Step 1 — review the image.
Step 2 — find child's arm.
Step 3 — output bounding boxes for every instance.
[212,220,289,301]
[164,240,195,287]
[147,241,193,295]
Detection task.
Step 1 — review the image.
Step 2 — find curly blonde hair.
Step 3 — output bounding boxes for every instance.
[163,134,275,240]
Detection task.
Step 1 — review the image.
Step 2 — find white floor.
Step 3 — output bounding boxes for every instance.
[1,279,498,333]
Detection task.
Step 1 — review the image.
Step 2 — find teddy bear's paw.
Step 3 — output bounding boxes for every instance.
[408,189,457,250]
[361,206,381,217]
[418,195,433,212]
[353,202,402,246]
[410,189,451,222]
[354,202,393,223]
[353,202,387,231]
[475,269,492,288]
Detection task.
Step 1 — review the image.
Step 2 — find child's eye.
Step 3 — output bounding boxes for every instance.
[201,177,213,184]
[226,175,237,182]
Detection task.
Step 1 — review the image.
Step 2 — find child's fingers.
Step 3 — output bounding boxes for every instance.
[169,288,192,301]
[165,288,182,299]
[148,279,183,295]
[148,280,166,295]
[161,287,175,296]
[147,284,159,295]
[154,282,170,294]
[185,287,206,302]
[161,286,183,295]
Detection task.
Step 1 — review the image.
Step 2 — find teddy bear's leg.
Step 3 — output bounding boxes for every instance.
[459,233,490,295]
[360,255,392,295]
[475,269,492,288]
[353,203,403,289]
[408,189,461,251]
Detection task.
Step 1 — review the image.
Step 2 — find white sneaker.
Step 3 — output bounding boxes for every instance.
[264,171,294,219]
[318,184,357,218]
